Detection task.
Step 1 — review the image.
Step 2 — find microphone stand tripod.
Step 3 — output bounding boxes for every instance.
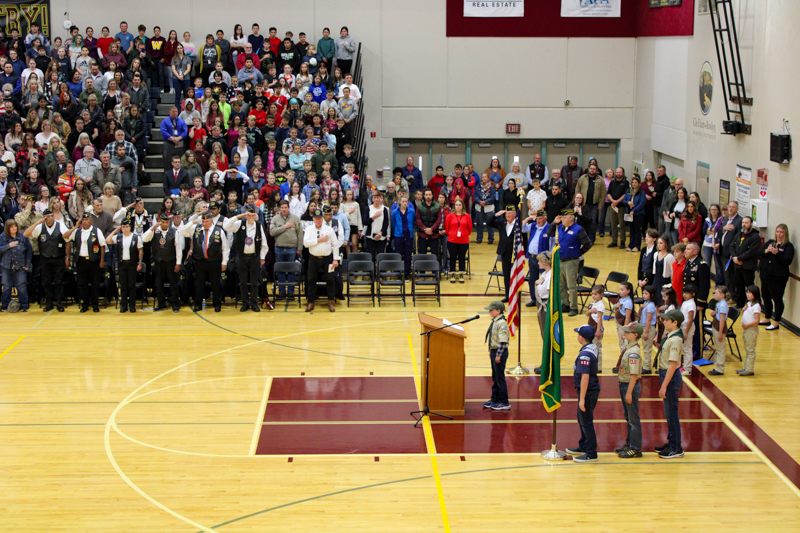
[411,316,479,427]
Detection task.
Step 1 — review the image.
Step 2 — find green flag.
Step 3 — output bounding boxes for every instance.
[539,245,565,412]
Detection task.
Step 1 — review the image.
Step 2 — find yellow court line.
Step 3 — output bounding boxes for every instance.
[249,377,272,456]
[684,378,800,499]
[408,333,450,533]
[0,335,25,362]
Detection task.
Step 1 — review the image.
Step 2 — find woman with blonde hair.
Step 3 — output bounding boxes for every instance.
[47,197,73,229]
[757,223,795,331]
[101,182,123,216]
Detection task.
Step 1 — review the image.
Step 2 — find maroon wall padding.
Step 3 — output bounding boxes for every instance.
[447,0,694,38]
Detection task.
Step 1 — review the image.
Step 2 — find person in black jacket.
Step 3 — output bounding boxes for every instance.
[275,38,301,74]
[757,223,794,330]
[716,201,743,300]
[731,216,761,308]
[544,182,569,223]
[491,206,520,302]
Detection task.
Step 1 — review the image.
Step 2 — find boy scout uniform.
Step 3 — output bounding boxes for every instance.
[485,301,511,409]
[618,323,643,455]
[656,309,685,456]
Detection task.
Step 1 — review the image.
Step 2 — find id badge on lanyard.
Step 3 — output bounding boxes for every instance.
[456,215,462,238]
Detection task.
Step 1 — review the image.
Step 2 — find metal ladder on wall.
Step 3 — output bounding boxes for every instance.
[710,0,752,135]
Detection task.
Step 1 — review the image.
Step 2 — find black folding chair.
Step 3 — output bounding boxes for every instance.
[347,260,375,306]
[377,259,405,306]
[272,262,302,307]
[702,306,742,361]
[602,271,629,317]
[576,266,600,312]
[485,255,504,295]
[412,259,441,306]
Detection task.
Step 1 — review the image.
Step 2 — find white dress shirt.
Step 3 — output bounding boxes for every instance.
[118,233,143,261]
[67,227,106,257]
[142,225,184,265]
[303,223,340,261]
[29,220,69,239]
[179,222,231,265]
[222,217,269,259]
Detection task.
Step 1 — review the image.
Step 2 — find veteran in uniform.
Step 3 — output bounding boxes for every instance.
[483,301,511,411]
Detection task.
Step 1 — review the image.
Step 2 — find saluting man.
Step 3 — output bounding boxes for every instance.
[683,242,710,358]
[303,207,339,313]
[143,213,183,312]
[64,213,107,313]
[483,301,511,411]
[105,217,144,313]
[223,204,271,312]
[181,212,230,312]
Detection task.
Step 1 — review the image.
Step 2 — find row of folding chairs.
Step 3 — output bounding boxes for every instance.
[271,253,441,308]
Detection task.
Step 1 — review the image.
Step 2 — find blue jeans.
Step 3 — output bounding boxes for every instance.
[475,210,495,242]
[171,76,190,108]
[2,268,28,308]
[619,381,642,450]
[490,349,508,404]
[659,369,683,452]
[274,246,297,294]
[577,388,600,456]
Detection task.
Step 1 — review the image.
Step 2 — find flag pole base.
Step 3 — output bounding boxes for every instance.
[540,445,566,461]
[507,363,529,375]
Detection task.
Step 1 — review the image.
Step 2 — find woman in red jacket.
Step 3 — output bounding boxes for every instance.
[678,201,703,245]
[444,197,472,284]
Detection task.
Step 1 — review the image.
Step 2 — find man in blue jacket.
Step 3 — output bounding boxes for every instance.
[522,209,552,307]
[401,156,424,194]
[160,107,188,169]
[391,195,416,276]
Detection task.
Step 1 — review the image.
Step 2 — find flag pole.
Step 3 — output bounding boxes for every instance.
[541,411,566,460]
[541,226,565,460]
[508,192,529,376]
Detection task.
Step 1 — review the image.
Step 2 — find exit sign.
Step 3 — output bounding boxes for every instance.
[506,123,520,134]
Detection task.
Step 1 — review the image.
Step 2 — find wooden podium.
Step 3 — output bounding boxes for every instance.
[417,313,467,417]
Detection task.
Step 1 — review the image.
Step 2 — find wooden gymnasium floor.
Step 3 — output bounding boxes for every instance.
[2,233,800,532]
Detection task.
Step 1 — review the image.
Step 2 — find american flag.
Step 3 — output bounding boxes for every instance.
[506,219,527,337]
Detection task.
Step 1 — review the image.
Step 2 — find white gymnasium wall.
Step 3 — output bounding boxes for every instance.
[632,0,800,325]
[48,0,637,175]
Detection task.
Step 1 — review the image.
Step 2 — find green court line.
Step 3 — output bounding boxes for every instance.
[199,460,765,531]
[191,310,413,365]
[31,310,53,328]
[190,310,492,370]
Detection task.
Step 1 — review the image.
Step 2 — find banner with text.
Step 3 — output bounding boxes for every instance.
[735,164,751,215]
[464,1,524,17]
[561,0,621,17]
[0,1,50,40]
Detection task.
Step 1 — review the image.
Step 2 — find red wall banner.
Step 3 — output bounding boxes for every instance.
[447,0,694,38]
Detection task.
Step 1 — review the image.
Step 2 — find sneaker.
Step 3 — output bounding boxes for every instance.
[450,273,456,283]
[739,371,754,376]
[619,448,643,458]
[614,445,629,454]
[483,400,494,409]
[573,454,598,463]
[736,368,745,374]
[708,369,724,376]
[565,447,585,456]
[491,403,511,411]
[458,273,465,284]
[766,324,780,331]
[658,449,685,459]
[0,307,6,312]
[654,443,670,453]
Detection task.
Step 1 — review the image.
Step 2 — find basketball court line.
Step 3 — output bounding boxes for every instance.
[193,459,767,532]
[0,335,25,362]
[407,332,451,532]
[250,378,272,456]
[103,319,411,532]
[684,377,800,498]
